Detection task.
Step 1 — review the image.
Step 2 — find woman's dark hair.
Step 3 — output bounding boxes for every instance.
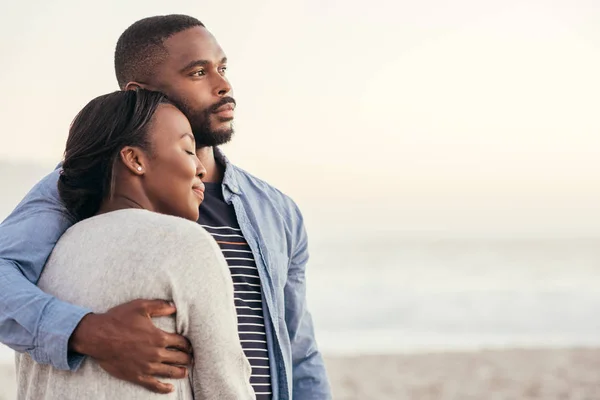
[59,89,172,221]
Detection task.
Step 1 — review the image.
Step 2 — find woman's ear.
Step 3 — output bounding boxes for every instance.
[124,81,157,92]
[124,82,141,91]
[119,146,147,175]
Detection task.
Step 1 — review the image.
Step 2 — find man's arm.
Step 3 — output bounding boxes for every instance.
[0,169,193,393]
[0,169,90,369]
[284,205,332,399]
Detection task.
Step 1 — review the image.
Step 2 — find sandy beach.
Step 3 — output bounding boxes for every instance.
[1,348,599,399]
[325,348,600,400]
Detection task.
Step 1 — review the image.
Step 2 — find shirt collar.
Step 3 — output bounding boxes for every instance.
[214,147,241,195]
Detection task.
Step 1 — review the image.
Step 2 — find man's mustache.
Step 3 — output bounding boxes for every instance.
[208,97,236,113]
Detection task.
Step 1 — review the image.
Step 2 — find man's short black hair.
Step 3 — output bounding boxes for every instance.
[114,14,205,89]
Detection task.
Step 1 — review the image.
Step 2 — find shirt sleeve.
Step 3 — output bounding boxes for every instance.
[284,204,332,400]
[0,168,91,370]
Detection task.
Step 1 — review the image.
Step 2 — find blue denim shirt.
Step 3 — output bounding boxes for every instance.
[0,149,331,400]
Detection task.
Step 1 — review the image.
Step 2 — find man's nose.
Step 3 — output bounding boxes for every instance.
[214,74,232,97]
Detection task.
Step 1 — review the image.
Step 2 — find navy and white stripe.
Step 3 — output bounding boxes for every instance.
[202,225,272,398]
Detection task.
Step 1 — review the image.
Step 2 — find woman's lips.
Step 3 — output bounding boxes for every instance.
[192,181,205,200]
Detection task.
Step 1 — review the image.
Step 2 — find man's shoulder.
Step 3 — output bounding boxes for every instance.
[232,165,301,218]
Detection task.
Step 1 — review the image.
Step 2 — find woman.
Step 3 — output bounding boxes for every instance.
[15,90,255,400]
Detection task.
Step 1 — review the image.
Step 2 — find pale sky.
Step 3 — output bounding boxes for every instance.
[1,0,599,236]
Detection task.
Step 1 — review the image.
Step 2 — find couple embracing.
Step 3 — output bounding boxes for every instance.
[0,14,330,400]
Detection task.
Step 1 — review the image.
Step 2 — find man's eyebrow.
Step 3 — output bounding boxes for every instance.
[180,57,228,72]
[180,59,209,72]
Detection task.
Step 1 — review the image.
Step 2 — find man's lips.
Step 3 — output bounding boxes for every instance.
[213,103,235,113]
[212,103,235,119]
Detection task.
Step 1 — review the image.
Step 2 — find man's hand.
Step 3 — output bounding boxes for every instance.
[69,299,193,394]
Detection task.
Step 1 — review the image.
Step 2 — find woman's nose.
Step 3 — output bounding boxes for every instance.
[196,159,207,180]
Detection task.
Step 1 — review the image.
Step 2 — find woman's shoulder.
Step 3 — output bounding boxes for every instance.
[65,209,214,248]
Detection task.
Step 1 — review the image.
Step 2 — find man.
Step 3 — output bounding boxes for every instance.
[0,15,331,400]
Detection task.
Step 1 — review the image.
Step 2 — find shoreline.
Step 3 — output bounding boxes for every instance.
[2,347,599,400]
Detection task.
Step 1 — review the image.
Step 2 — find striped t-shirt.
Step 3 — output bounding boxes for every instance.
[198,182,272,399]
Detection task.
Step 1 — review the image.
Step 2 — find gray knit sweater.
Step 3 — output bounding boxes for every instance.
[15,208,255,400]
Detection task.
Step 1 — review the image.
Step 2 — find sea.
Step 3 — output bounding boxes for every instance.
[307,236,600,354]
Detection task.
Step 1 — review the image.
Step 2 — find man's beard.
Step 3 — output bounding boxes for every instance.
[177,97,236,148]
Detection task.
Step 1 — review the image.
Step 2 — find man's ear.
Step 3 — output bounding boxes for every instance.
[119,146,147,175]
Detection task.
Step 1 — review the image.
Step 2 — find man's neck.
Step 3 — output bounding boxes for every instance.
[197,146,224,183]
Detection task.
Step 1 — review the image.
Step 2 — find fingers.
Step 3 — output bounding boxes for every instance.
[138,375,174,394]
[139,299,177,317]
[163,332,193,354]
[152,364,188,379]
[160,348,194,366]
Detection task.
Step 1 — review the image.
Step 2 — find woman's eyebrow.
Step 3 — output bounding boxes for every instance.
[180,132,195,141]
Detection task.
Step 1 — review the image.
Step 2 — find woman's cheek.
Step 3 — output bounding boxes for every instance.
[187,157,198,177]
